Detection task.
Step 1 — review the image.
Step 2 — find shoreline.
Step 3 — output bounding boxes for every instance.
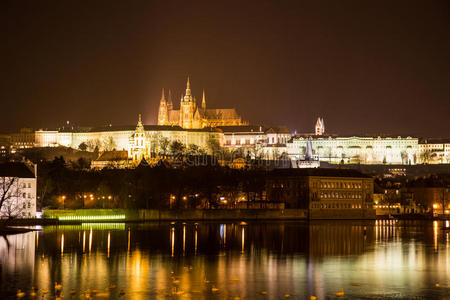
[1,208,447,229]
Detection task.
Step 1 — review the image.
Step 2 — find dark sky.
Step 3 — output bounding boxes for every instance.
[1,0,449,137]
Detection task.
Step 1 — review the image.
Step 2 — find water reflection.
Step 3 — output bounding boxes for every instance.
[0,221,449,299]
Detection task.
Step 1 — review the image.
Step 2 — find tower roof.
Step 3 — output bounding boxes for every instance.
[185,76,191,96]
[160,88,166,104]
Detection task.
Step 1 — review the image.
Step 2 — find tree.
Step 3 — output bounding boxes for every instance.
[186,144,201,156]
[78,142,88,151]
[206,135,221,154]
[170,141,186,156]
[102,136,117,151]
[86,139,101,152]
[419,149,432,164]
[159,137,170,155]
[0,176,24,220]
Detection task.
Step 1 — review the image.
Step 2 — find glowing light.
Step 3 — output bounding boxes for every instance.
[107,231,111,258]
[61,234,64,255]
[194,229,198,255]
[89,228,93,254]
[433,204,439,209]
[183,225,186,255]
[82,231,86,253]
[241,227,245,254]
[58,215,126,221]
[127,228,131,254]
[433,221,438,252]
[171,227,175,257]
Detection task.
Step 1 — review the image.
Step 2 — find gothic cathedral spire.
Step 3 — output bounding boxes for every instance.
[202,89,206,109]
[157,88,168,125]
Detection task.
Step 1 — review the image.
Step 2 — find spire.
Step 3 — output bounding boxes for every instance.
[167,89,173,110]
[201,89,206,109]
[185,76,191,97]
[137,113,144,131]
[160,88,166,103]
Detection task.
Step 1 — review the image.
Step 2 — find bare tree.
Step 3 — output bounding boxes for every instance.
[0,176,24,221]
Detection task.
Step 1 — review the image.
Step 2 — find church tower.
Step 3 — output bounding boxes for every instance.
[180,77,197,129]
[157,88,168,125]
[315,117,325,135]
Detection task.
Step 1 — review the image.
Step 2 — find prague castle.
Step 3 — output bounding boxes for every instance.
[5,76,450,166]
[158,77,246,129]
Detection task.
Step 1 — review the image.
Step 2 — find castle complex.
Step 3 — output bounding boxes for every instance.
[5,77,449,166]
[157,78,246,129]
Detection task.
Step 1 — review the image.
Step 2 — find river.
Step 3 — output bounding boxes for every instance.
[0,220,449,299]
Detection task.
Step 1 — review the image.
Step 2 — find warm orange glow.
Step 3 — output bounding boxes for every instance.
[61,234,64,255]
[107,231,111,258]
[433,203,439,209]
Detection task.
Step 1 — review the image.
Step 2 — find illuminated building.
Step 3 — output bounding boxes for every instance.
[266,168,375,219]
[315,117,325,135]
[0,162,37,218]
[157,77,247,129]
[418,138,450,164]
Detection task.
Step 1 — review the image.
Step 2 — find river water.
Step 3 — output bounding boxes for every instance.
[0,220,449,299]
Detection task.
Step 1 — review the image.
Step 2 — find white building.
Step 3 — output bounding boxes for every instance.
[0,162,37,218]
[419,138,450,164]
[287,135,419,165]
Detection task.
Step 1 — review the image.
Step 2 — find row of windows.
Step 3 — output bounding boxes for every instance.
[315,182,362,189]
[21,183,32,188]
[22,193,34,199]
[311,203,366,209]
[320,192,362,199]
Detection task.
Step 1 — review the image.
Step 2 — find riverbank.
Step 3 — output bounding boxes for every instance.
[43,208,309,222]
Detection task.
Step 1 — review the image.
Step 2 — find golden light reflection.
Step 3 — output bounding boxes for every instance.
[224,224,227,246]
[127,228,131,254]
[241,227,245,254]
[194,228,198,255]
[107,231,111,258]
[36,232,39,249]
[171,227,175,257]
[82,231,86,253]
[433,221,438,252]
[61,233,64,255]
[182,225,186,255]
[89,228,93,254]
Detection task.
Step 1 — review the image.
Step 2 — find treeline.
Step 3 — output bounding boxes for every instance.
[38,157,267,210]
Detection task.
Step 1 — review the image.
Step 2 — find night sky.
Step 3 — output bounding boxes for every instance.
[1,0,449,137]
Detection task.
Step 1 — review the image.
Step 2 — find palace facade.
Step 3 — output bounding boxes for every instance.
[158,78,246,129]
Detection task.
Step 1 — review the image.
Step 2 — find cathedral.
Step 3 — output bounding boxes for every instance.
[157,77,247,129]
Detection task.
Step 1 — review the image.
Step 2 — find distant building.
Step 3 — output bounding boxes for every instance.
[157,78,247,129]
[419,138,450,164]
[10,128,35,150]
[90,151,131,169]
[315,117,325,135]
[266,168,375,219]
[287,135,419,165]
[0,162,37,218]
